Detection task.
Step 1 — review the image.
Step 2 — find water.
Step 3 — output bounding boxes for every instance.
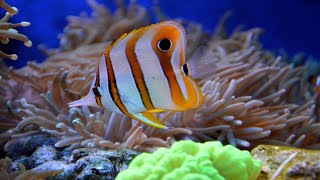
[2,0,320,68]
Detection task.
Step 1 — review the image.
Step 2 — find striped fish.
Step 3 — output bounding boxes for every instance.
[68,21,212,129]
[310,75,320,93]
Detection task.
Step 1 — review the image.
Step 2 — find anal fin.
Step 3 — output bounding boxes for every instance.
[130,112,168,129]
[147,108,165,113]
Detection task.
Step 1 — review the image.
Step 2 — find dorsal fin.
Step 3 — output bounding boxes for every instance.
[107,21,178,50]
[109,27,144,48]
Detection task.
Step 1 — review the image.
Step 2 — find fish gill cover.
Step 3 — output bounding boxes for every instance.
[0,0,319,179]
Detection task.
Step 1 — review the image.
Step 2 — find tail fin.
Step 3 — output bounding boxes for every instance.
[68,92,100,108]
[188,46,218,80]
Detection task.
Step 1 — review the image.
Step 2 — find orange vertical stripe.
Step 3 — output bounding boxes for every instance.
[183,77,203,108]
[178,39,203,108]
[151,33,186,108]
[126,28,155,110]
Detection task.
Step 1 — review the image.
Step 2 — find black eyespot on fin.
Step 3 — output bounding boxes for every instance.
[183,64,189,76]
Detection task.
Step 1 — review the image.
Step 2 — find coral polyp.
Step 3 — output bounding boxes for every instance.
[116,140,262,180]
[0,0,32,60]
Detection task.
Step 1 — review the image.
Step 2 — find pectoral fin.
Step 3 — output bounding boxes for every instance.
[188,46,218,80]
[130,112,168,129]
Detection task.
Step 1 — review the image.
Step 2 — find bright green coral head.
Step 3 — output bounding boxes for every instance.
[116,140,262,180]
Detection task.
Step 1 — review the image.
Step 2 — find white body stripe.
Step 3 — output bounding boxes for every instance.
[168,21,187,62]
[135,31,176,110]
[171,46,202,108]
[109,34,147,114]
[98,55,123,114]
[171,48,188,99]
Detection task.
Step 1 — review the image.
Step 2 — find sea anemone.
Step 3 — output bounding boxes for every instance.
[0,0,32,60]
[0,0,319,154]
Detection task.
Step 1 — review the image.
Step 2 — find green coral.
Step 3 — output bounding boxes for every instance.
[116,140,262,180]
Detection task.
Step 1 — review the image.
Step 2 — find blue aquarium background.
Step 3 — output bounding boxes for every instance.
[3,0,320,68]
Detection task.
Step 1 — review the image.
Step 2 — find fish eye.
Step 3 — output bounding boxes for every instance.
[157,38,172,52]
[182,64,189,75]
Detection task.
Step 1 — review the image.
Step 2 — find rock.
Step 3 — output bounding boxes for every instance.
[31,145,59,167]
[52,148,140,180]
[5,134,57,160]
[13,156,34,169]
[68,148,98,163]
[48,163,77,180]
[15,160,65,180]
[69,148,140,173]
[5,144,140,180]
[13,145,59,169]
[77,162,116,180]
[73,152,115,173]
[251,144,320,179]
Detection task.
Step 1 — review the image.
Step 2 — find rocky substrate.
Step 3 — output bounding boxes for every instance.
[3,133,320,179]
[1,133,140,179]
[252,145,320,179]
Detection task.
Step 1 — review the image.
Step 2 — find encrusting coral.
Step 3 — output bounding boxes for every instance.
[252,144,320,179]
[0,0,32,60]
[116,140,262,180]
[0,0,319,157]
